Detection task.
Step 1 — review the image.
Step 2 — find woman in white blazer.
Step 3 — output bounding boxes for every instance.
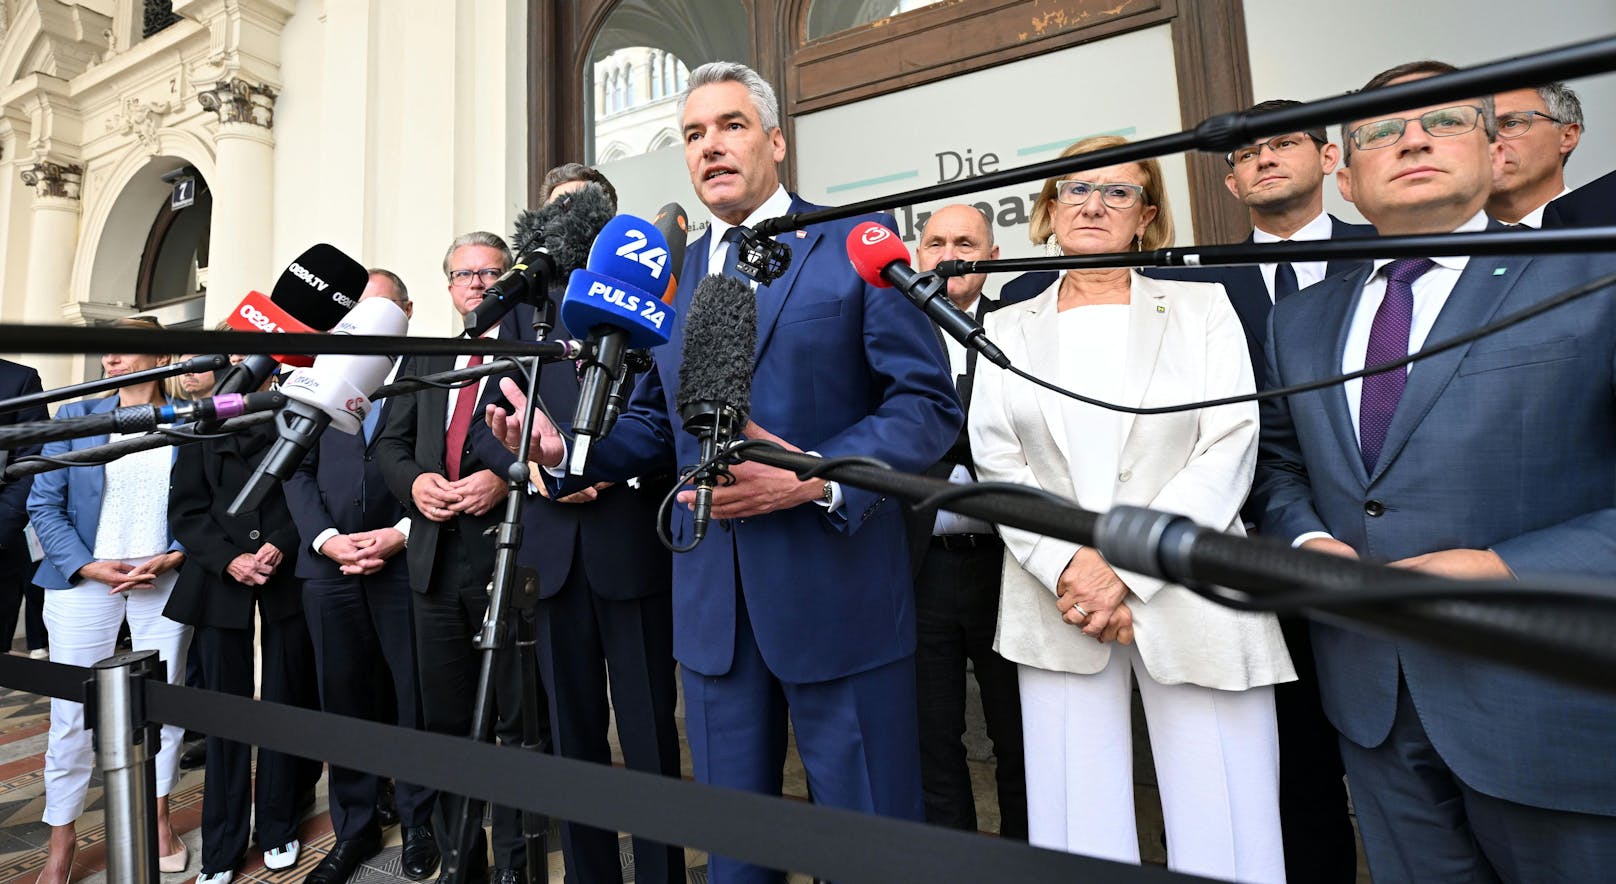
[969,136,1294,883]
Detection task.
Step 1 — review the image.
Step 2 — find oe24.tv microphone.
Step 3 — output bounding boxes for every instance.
[561,213,678,475]
[226,296,408,516]
[464,184,617,338]
[600,202,689,437]
[673,274,757,547]
[213,243,370,402]
[845,221,1010,369]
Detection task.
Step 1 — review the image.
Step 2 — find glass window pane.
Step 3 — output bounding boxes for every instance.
[806,0,950,42]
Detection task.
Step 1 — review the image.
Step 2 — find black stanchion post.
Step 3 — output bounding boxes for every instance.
[90,650,162,884]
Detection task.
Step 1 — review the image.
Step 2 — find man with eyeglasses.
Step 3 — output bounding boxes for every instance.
[375,233,549,884]
[1487,83,1583,227]
[1254,59,1616,883]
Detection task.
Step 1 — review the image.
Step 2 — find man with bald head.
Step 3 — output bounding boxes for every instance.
[905,204,1026,839]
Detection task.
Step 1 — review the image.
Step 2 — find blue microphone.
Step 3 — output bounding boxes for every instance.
[562,214,678,474]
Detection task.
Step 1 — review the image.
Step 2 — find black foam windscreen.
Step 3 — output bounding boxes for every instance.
[513,183,616,277]
[269,243,368,331]
[675,274,757,425]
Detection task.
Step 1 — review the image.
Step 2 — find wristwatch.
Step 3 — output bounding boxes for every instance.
[820,479,836,506]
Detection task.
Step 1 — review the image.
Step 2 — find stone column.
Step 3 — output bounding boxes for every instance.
[20,160,83,391]
[198,78,276,325]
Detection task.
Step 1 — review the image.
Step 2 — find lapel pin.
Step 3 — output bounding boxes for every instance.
[1156,305,1166,313]
[1493,267,1508,276]
[796,230,806,239]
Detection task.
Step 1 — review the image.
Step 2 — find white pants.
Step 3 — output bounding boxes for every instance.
[1020,644,1285,883]
[42,563,191,827]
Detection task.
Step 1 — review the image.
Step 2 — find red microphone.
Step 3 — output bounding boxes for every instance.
[845,221,1010,368]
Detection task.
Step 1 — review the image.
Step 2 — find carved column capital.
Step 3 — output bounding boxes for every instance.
[20,161,84,200]
[197,78,277,128]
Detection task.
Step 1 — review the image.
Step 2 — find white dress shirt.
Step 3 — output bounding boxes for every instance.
[1253,210,1335,299]
[1516,186,1573,229]
[933,293,994,536]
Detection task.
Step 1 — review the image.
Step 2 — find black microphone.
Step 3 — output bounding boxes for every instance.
[844,221,1010,369]
[464,184,615,337]
[673,275,757,546]
[600,202,689,437]
[0,391,286,449]
[226,297,408,516]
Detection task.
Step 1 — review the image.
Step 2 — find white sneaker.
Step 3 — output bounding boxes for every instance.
[27,648,46,660]
[197,872,233,884]
[263,839,300,870]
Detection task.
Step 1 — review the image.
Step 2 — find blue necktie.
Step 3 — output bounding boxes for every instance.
[362,401,382,443]
[720,227,746,280]
[1273,262,1299,300]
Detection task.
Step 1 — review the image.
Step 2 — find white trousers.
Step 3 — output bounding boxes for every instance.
[1020,644,1285,883]
[42,563,191,827]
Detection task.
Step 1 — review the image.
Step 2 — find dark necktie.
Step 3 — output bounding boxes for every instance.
[720,227,746,281]
[1358,258,1434,473]
[1272,261,1299,300]
[445,355,484,481]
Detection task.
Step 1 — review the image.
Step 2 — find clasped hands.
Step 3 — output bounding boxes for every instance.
[80,551,186,595]
[318,528,407,576]
[226,542,284,587]
[411,469,508,522]
[484,378,826,520]
[1057,546,1135,644]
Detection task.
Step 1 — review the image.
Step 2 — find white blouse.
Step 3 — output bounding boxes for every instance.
[1056,305,1129,512]
[92,434,171,561]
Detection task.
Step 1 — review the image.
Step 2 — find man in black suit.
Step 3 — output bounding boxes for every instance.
[375,233,546,884]
[1001,101,1370,884]
[902,205,1027,840]
[285,270,439,883]
[1545,168,1616,228]
[0,359,48,657]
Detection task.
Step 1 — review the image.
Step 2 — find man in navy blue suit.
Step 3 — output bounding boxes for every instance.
[1255,59,1616,882]
[490,62,961,884]
[284,270,439,883]
[0,359,48,656]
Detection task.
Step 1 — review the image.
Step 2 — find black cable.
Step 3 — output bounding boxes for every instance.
[1000,269,1616,416]
[1192,576,1616,613]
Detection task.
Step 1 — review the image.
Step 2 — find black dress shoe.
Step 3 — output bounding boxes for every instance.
[375,780,400,828]
[302,829,382,884]
[488,869,523,884]
[400,825,440,880]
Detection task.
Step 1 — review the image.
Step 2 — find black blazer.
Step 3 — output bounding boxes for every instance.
[0,360,47,576]
[997,215,1377,381]
[1544,169,1616,228]
[283,392,408,581]
[166,419,304,629]
[374,311,526,593]
[470,293,672,600]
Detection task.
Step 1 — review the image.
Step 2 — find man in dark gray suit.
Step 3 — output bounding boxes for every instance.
[1255,59,1616,883]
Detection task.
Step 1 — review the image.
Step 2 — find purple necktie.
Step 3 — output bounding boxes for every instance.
[1359,258,1434,473]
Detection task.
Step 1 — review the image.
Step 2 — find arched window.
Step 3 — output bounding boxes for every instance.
[623,63,635,107]
[137,174,211,308]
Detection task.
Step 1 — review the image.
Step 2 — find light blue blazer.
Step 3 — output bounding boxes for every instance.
[26,396,181,589]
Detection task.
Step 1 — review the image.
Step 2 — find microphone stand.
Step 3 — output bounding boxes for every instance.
[443,327,565,884]
[0,354,230,416]
[935,225,1616,276]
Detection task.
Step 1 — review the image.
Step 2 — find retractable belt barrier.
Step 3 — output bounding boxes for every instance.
[0,654,1208,883]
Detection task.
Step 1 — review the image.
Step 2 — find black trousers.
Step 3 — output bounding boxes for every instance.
[414,529,549,871]
[0,573,45,651]
[304,572,435,838]
[536,543,683,884]
[195,610,320,874]
[1276,616,1358,883]
[914,539,1027,839]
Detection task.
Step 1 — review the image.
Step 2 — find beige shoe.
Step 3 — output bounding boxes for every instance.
[158,840,189,873]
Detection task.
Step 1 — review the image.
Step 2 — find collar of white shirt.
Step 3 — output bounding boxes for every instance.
[1370,210,1490,277]
[706,185,795,271]
[1251,210,1333,245]
[1516,186,1574,230]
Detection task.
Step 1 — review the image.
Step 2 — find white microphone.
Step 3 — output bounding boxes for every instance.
[226,297,408,515]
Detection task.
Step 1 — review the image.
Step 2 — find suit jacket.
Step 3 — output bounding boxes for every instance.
[471,293,671,600]
[998,216,1376,381]
[374,310,526,593]
[0,360,47,576]
[26,396,182,589]
[565,195,963,683]
[1252,245,1616,815]
[165,417,303,628]
[1543,169,1616,228]
[970,274,1293,690]
[283,390,409,582]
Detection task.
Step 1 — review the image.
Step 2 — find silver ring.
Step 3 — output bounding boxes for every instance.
[1073,604,1088,619]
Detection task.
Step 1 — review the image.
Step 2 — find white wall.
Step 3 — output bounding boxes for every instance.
[1244,0,1616,224]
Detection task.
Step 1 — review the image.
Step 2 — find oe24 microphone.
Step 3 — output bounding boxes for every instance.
[561,214,678,475]
[465,184,616,338]
[226,296,408,516]
[212,243,370,405]
[673,274,757,547]
[600,202,690,437]
[845,221,1010,369]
